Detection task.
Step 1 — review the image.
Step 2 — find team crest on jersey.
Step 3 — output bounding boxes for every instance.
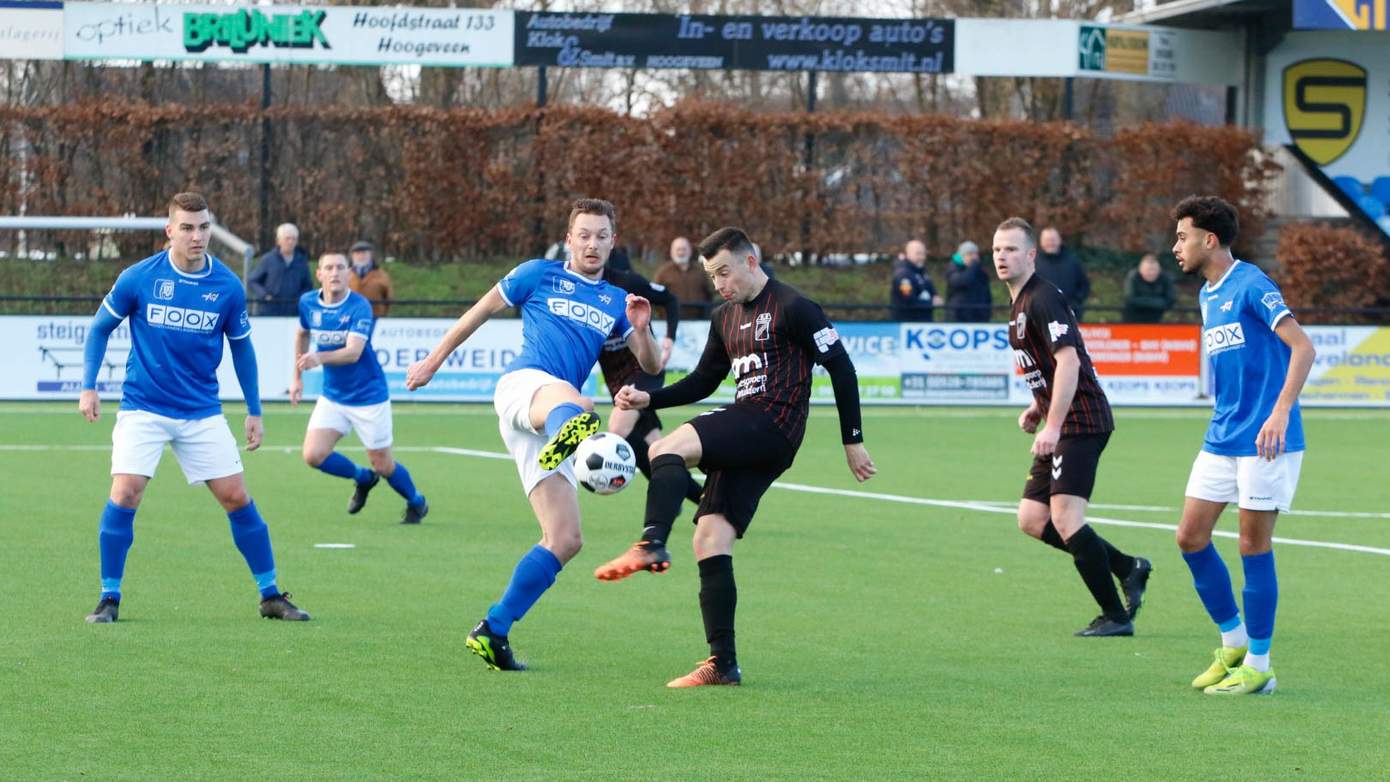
[552,277,576,295]
[1014,312,1027,339]
[312,310,323,327]
[154,279,176,300]
[755,312,772,341]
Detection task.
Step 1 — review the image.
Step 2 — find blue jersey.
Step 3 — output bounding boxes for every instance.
[299,290,388,406]
[1199,260,1304,456]
[102,251,252,419]
[498,259,633,389]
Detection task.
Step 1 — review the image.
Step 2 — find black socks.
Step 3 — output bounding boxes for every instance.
[1042,520,1137,580]
[1064,525,1128,622]
[698,555,737,667]
[642,453,691,545]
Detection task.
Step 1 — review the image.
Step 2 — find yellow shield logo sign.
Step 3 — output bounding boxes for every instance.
[1283,58,1367,165]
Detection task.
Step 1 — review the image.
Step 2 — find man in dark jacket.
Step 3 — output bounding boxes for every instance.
[890,239,941,322]
[1122,253,1176,323]
[945,240,992,322]
[1036,227,1091,321]
[248,222,312,316]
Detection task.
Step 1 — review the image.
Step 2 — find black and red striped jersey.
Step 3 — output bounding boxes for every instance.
[692,278,847,447]
[596,267,679,397]
[1009,273,1114,436]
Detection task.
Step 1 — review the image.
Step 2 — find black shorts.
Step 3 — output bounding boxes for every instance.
[687,404,797,538]
[1022,432,1111,504]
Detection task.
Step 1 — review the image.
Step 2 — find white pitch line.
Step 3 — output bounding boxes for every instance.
[6,442,1389,528]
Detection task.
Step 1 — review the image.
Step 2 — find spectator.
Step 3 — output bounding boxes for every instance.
[1122,253,1176,323]
[348,240,394,318]
[890,239,941,322]
[654,236,714,318]
[249,222,312,316]
[945,240,992,322]
[1035,227,1091,321]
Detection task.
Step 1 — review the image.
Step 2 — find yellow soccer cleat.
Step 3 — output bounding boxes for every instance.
[1204,663,1277,695]
[537,411,600,470]
[1192,646,1247,690]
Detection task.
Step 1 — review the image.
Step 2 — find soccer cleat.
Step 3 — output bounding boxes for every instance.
[401,498,429,525]
[85,597,119,624]
[594,541,671,581]
[1192,646,1247,689]
[1122,557,1153,620]
[1074,615,1134,637]
[667,657,742,688]
[537,411,600,470]
[259,592,312,621]
[465,619,526,671]
[1204,663,1276,695]
[348,473,380,515]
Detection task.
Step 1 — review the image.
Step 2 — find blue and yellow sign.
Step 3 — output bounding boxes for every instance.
[1294,0,1388,30]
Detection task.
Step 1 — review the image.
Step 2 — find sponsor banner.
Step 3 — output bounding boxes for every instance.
[1079,25,1177,79]
[1302,326,1390,404]
[1265,33,1390,238]
[516,12,953,73]
[1294,0,1389,30]
[64,2,513,67]
[1,1,63,61]
[10,316,1378,407]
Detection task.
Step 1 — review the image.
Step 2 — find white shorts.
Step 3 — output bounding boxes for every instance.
[111,410,243,484]
[307,397,394,451]
[1184,449,1304,512]
[493,369,577,496]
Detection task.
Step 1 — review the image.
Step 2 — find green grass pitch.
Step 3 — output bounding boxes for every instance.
[2,402,1387,781]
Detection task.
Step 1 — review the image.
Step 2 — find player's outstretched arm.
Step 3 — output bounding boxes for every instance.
[406,285,508,390]
[227,335,264,451]
[300,334,366,369]
[823,351,875,482]
[289,327,309,406]
[79,306,124,422]
[1257,318,1316,460]
[641,321,730,410]
[625,294,663,374]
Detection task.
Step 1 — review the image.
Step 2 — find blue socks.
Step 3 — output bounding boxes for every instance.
[1182,542,1240,627]
[486,545,563,636]
[1242,551,1277,655]
[98,500,136,600]
[317,451,374,485]
[227,501,279,599]
[385,462,424,507]
[544,402,585,438]
[1185,543,1279,657]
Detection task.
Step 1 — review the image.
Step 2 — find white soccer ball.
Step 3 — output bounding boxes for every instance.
[574,432,638,495]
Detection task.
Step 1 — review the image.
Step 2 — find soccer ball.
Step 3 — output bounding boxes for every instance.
[574,432,637,495]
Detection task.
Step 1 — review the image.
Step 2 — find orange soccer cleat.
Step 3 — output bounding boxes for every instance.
[666,657,741,688]
[594,541,671,581]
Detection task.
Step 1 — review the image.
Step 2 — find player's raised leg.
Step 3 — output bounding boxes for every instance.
[667,513,742,688]
[1176,495,1254,689]
[302,423,379,514]
[86,474,148,624]
[467,474,578,671]
[594,423,703,580]
[533,383,599,470]
[610,407,703,503]
[366,446,429,525]
[206,474,310,621]
[1050,495,1134,637]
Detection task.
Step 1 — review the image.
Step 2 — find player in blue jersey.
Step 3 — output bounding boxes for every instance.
[78,192,310,624]
[1171,196,1315,695]
[405,198,661,671]
[290,253,428,524]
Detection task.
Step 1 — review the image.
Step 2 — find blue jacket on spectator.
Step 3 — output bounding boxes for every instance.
[248,246,312,316]
[890,259,937,322]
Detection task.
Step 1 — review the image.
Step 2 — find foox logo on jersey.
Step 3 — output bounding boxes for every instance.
[547,298,615,336]
[146,304,220,332]
[1204,323,1245,355]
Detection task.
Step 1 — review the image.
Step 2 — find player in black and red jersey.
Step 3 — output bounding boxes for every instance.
[597,263,702,505]
[995,217,1152,638]
[593,226,876,687]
